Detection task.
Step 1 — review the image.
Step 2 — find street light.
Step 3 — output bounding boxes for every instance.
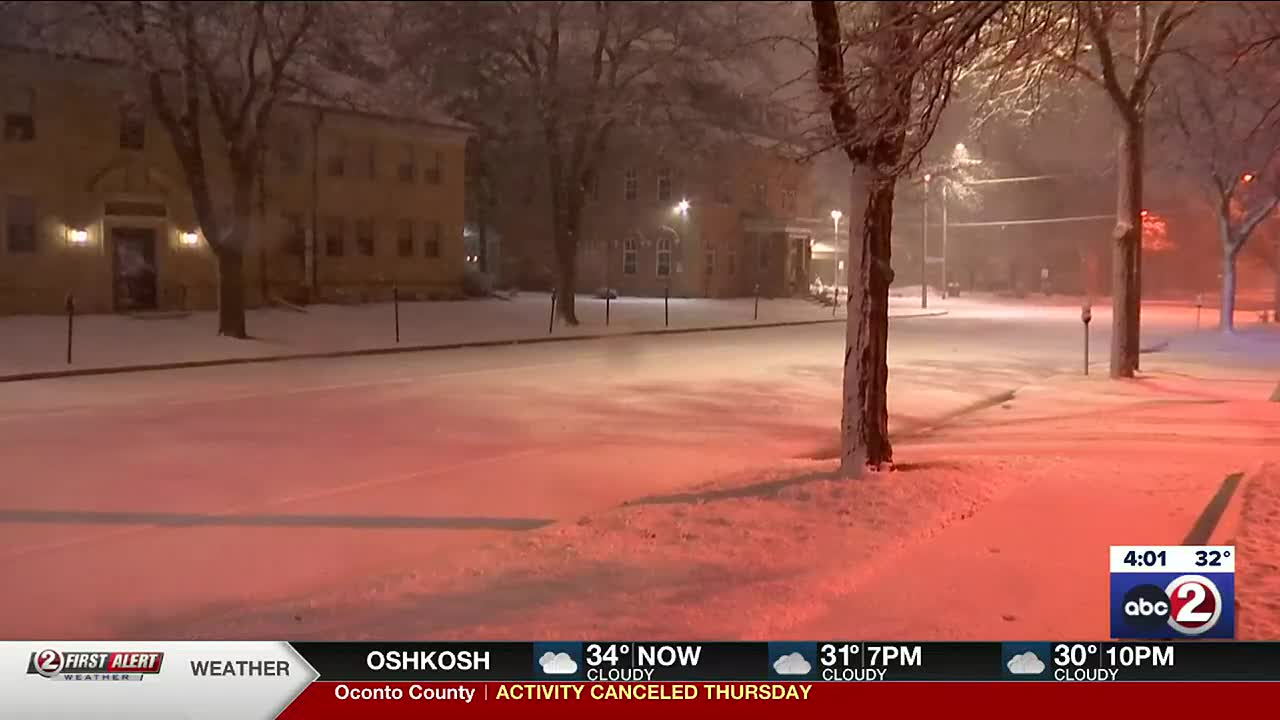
[830,209,842,294]
[674,198,690,216]
[921,174,931,309]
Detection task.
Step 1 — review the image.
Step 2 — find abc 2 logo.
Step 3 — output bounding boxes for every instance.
[1110,573,1235,639]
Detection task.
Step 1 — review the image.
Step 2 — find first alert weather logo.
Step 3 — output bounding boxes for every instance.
[27,649,164,681]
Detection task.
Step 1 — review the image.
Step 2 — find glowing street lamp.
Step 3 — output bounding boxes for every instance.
[674,198,690,216]
[1243,173,1255,184]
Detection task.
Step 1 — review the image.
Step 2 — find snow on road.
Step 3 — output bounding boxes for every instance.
[0,297,1275,640]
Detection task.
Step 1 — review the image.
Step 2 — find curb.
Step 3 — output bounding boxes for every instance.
[1184,471,1245,546]
[0,310,949,384]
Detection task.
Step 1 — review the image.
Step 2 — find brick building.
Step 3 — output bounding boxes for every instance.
[499,131,824,299]
[0,46,471,315]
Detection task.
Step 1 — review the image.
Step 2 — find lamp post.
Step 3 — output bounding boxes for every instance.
[941,183,949,299]
[830,209,842,299]
[921,173,930,309]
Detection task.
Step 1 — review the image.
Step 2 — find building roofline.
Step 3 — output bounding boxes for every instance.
[0,42,472,136]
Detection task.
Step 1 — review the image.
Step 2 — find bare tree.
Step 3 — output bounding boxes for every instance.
[1157,14,1280,331]
[810,0,1003,475]
[979,1,1198,375]
[370,1,771,323]
[87,1,321,338]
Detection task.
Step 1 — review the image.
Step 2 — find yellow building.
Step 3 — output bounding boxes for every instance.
[0,46,471,315]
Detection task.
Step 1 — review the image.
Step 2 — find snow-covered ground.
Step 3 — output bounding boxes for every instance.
[0,294,1276,640]
[0,294,931,378]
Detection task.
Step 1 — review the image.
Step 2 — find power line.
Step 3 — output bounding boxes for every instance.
[941,214,1114,228]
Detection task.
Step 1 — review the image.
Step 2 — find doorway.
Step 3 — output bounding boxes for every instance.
[111,227,158,311]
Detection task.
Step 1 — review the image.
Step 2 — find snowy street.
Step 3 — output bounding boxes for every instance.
[0,296,1276,639]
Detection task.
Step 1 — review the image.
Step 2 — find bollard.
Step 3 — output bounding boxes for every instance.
[832,287,839,316]
[605,289,611,327]
[1081,302,1092,375]
[664,285,670,328]
[64,291,75,365]
[549,289,557,334]
[1195,293,1203,330]
[393,285,401,343]
[754,284,760,321]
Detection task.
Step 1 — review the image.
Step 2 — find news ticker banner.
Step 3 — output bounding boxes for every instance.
[6,640,1280,718]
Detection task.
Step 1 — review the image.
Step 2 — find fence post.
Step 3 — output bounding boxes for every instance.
[393,285,400,343]
[664,284,670,328]
[832,287,839,316]
[64,291,75,365]
[1081,302,1092,375]
[549,289,557,334]
[753,284,760,321]
[605,290,611,327]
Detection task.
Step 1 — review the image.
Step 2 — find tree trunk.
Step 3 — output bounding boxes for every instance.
[216,248,247,338]
[840,166,894,476]
[1221,248,1239,332]
[216,180,253,338]
[1110,119,1143,378]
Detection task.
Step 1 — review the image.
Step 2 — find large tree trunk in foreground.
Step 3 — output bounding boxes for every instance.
[1110,119,1143,378]
[1221,249,1239,332]
[840,167,894,475]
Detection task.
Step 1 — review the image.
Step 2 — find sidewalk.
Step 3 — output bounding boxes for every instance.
[0,294,938,380]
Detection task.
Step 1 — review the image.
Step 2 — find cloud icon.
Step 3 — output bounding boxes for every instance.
[773,652,812,676]
[539,651,578,675]
[1006,651,1046,675]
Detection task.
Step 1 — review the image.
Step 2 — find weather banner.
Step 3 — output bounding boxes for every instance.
[5,641,1280,718]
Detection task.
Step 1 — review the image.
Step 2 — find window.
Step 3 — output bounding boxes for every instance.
[355,218,375,256]
[727,250,737,276]
[781,188,797,214]
[752,180,767,208]
[364,141,377,180]
[714,180,732,204]
[324,217,344,256]
[657,167,672,202]
[704,248,715,275]
[119,101,145,150]
[326,139,346,177]
[656,234,672,277]
[624,168,637,201]
[5,196,36,253]
[423,151,442,184]
[623,236,637,275]
[279,126,302,175]
[397,219,414,257]
[424,221,441,258]
[3,86,34,142]
[282,212,305,255]
[398,145,416,183]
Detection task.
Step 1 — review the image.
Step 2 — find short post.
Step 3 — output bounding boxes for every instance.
[549,289,557,334]
[832,286,839,316]
[664,284,670,328]
[753,283,760,321]
[1195,293,1203,330]
[393,285,401,343]
[1081,301,1092,375]
[605,290,611,327]
[64,291,75,365]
